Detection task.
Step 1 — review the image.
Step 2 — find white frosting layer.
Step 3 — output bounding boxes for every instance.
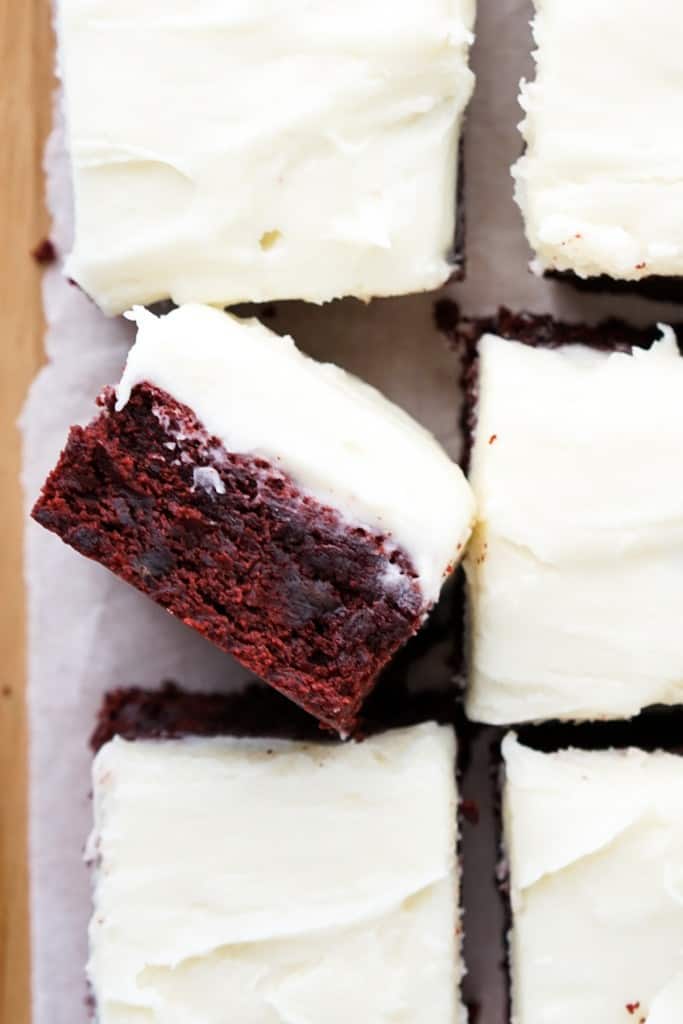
[466,329,683,724]
[58,0,475,316]
[88,724,460,1024]
[504,736,683,1024]
[513,0,683,280]
[117,304,475,604]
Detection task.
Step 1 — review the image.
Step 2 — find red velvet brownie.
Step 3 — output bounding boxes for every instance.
[59,1,475,315]
[87,684,462,1024]
[503,735,683,1023]
[513,0,683,302]
[447,309,683,726]
[33,304,474,733]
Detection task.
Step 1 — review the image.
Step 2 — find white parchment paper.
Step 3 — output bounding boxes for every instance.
[22,3,683,1022]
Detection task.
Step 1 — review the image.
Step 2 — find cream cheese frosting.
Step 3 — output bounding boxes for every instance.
[116,303,475,605]
[87,723,460,1024]
[465,328,683,725]
[504,736,683,1024]
[58,0,475,316]
[513,0,683,281]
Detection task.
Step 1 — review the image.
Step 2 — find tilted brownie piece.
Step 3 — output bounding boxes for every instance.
[87,695,462,1023]
[503,735,683,1024]
[513,0,683,298]
[33,304,474,733]
[455,310,683,725]
[59,0,475,315]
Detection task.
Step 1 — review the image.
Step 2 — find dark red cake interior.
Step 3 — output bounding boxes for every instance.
[90,676,462,752]
[32,383,425,734]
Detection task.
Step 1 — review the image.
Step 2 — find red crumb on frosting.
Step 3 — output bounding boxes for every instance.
[488,434,497,445]
[625,1003,640,1015]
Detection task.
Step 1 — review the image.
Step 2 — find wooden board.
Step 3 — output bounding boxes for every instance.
[0,1,53,1021]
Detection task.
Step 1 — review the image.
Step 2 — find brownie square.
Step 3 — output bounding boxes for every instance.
[87,686,462,1022]
[513,0,683,295]
[452,309,683,726]
[503,734,683,1023]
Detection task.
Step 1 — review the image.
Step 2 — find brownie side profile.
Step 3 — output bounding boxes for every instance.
[90,677,461,752]
[515,709,683,755]
[32,384,426,734]
[447,137,467,282]
[547,269,683,305]
[90,570,468,754]
[90,683,322,751]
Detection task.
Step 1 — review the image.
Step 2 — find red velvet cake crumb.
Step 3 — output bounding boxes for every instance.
[31,237,57,265]
[32,384,426,733]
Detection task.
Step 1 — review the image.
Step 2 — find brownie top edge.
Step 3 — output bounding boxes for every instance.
[90,681,462,753]
[435,301,683,355]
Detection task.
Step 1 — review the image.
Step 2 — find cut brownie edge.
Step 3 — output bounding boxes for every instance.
[515,707,683,755]
[90,679,460,752]
[446,135,467,283]
[91,682,332,751]
[547,269,683,305]
[32,383,425,734]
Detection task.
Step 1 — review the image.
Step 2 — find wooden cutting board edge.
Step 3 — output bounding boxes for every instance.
[1,2,53,1021]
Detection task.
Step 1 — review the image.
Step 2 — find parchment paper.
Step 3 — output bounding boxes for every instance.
[22,3,683,1022]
